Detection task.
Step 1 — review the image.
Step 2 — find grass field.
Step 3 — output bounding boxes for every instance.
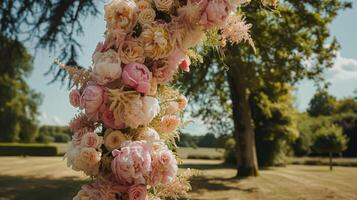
[0,157,357,200]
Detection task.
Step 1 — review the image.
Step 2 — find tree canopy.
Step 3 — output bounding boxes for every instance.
[0,0,102,84]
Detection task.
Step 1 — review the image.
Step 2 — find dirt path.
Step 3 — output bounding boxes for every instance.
[0,157,357,200]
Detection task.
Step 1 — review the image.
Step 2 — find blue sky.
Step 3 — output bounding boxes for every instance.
[25,2,357,134]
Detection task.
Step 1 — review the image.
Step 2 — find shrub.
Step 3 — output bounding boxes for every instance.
[36,133,55,143]
[224,138,236,164]
[0,143,58,156]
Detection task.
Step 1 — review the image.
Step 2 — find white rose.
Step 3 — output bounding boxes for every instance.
[93,50,122,85]
[121,96,160,128]
[153,0,173,11]
[137,127,160,142]
[104,130,127,151]
[138,8,156,26]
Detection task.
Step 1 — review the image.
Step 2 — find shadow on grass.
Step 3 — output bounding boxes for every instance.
[0,175,89,200]
[192,176,258,191]
[179,162,235,170]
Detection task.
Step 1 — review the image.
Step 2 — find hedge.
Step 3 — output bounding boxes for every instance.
[0,143,58,156]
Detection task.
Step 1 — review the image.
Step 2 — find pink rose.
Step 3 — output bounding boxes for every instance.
[122,63,152,95]
[80,84,106,120]
[81,132,103,148]
[198,0,232,28]
[149,144,178,186]
[72,128,92,146]
[69,89,81,107]
[111,141,152,185]
[179,55,191,72]
[128,184,147,200]
[102,110,126,129]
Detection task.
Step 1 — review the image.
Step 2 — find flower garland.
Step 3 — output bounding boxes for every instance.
[59,0,277,199]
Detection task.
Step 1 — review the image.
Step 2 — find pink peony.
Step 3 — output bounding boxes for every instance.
[69,89,81,107]
[81,132,103,149]
[197,0,232,28]
[102,110,126,129]
[80,84,106,120]
[149,143,178,185]
[122,63,152,95]
[128,184,147,200]
[111,141,152,185]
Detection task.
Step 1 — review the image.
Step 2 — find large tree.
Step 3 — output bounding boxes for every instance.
[177,0,351,177]
[0,36,42,142]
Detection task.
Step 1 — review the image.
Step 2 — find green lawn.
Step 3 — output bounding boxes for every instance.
[1,157,357,200]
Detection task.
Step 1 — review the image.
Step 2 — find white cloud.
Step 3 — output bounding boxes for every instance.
[38,112,66,126]
[324,52,357,80]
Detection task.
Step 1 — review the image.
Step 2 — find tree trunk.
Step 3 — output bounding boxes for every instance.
[228,74,259,177]
[329,152,333,171]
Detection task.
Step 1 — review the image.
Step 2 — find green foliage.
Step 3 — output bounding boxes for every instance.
[293,114,331,156]
[0,0,102,85]
[313,125,348,154]
[175,0,350,169]
[0,36,42,142]
[331,97,357,156]
[252,84,298,166]
[307,89,337,117]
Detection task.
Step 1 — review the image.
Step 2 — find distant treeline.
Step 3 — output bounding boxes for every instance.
[37,125,71,143]
[176,133,230,148]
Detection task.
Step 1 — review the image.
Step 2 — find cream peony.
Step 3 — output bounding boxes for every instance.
[153,0,173,11]
[137,127,160,142]
[119,96,160,128]
[120,39,145,64]
[104,130,127,151]
[92,50,122,85]
[141,24,173,60]
[104,0,138,32]
[138,8,156,26]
